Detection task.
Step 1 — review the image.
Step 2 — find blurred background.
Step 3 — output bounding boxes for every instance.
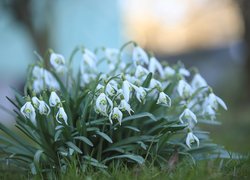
[0,0,249,153]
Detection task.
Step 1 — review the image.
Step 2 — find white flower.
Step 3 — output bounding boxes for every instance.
[131,85,147,102]
[191,74,207,90]
[148,57,164,77]
[205,93,227,110]
[125,74,140,85]
[135,65,149,78]
[20,102,36,125]
[132,46,149,66]
[119,99,134,115]
[96,93,113,115]
[81,49,97,69]
[105,48,119,61]
[105,83,116,96]
[56,107,68,125]
[96,84,104,91]
[32,96,40,108]
[38,100,51,115]
[44,70,60,90]
[186,132,199,148]
[149,79,162,90]
[33,79,45,93]
[122,80,132,102]
[177,80,192,98]
[156,92,171,107]
[32,66,44,79]
[179,108,197,124]
[49,91,61,107]
[109,107,123,125]
[80,73,96,86]
[164,66,175,77]
[203,105,216,120]
[179,68,190,77]
[50,53,66,73]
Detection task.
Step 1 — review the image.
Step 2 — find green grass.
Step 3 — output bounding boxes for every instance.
[1,157,250,179]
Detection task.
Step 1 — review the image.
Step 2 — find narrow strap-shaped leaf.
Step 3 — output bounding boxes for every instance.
[142,72,152,88]
[34,150,44,171]
[122,112,156,122]
[123,126,140,132]
[103,154,145,164]
[65,142,82,154]
[96,131,113,143]
[74,136,93,147]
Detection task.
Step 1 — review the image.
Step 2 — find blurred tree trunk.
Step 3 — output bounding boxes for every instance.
[238,0,250,100]
[2,0,51,65]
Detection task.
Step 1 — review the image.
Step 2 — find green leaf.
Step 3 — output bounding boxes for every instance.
[123,126,140,132]
[96,131,113,143]
[103,154,145,164]
[122,112,156,123]
[142,72,152,88]
[34,150,43,171]
[106,135,153,150]
[83,156,107,169]
[74,136,93,147]
[65,142,82,154]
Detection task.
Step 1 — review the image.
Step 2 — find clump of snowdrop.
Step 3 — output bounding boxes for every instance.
[3,42,228,175]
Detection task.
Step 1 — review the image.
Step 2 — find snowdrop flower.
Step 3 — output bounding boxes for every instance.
[164,66,175,77]
[186,132,199,148]
[32,96,40,108]
[135,65,149,78]
[105,83,116,96]
[179,68,190,77]
[82,49,97,69]
[44,70,60,90]
[32,66,44,79]
[205,93,227,110]
[119,99,134,115]
[131,85,147,102]
[157,92,171,107]
[132,46,149,66]
[96,93,113,115]
[38,100,51,115]
[125,74,140,85]
[122,80,132,102]
[149,79,162,90]
[191,74,207,90]
[177,80,192,98]
[148,57,164,77]
[105,48,119,61]
[108,64,115,71]
[20,102,36,125]
[96,84,104,92]
[56,107,68,125]
[50,53,66,73]
[179,108,197,124]
[33,79,45,93]
[109,107,123,125]
[49,91,61,107]
[80,73,96,86]
[203,105,216,120]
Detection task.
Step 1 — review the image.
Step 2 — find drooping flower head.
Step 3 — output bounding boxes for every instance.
[49,91,61,107]
[119,99,134,115]
[20,101,36,125]
[157,92,171,107]
[109,107,123,125]
[132,46,149,66]
[186,131,199,148]
[56,107,68,125]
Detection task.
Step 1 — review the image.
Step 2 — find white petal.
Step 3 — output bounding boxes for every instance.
[216,96,228,110]
[122,80,131,102]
